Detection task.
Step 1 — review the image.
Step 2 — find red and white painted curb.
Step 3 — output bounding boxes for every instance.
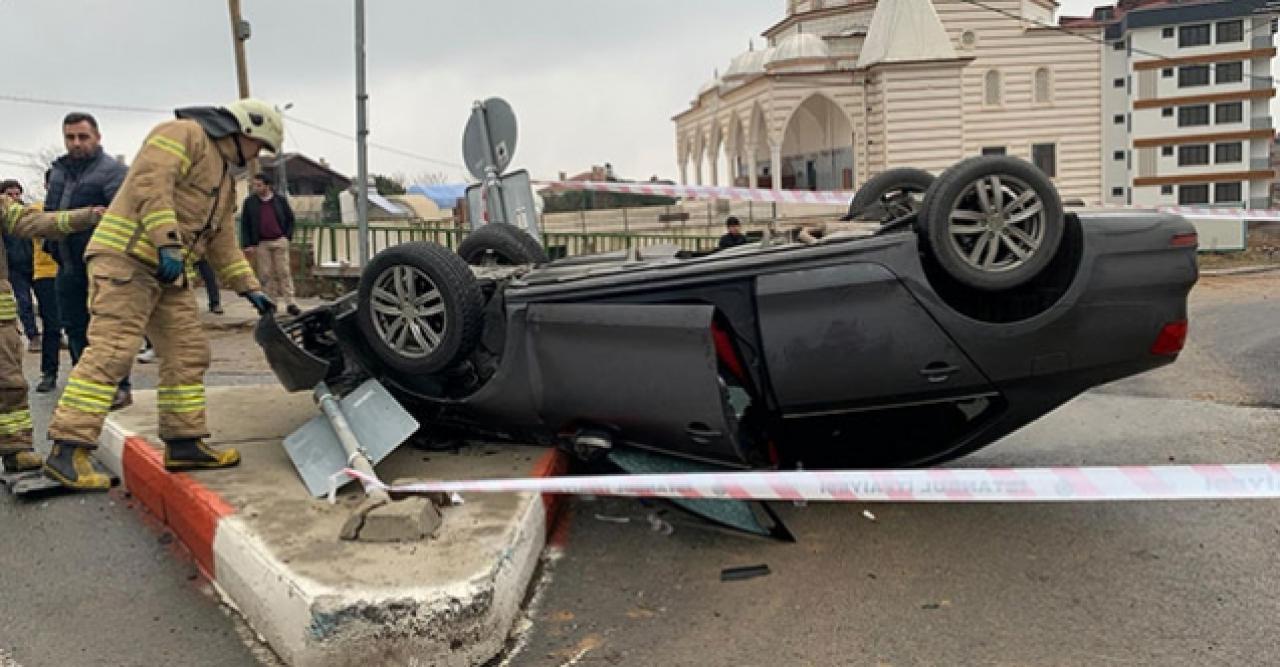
[539,180,1280,220]
[344,463,1280,504]
[97,416,571,665]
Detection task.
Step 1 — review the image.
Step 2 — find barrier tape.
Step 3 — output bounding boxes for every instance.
[538,180,1280,221]
[339,463,1280,504]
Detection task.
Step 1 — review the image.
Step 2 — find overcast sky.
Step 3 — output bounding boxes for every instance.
[0,0,1242,191]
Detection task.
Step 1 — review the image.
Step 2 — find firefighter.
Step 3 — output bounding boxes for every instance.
[45,99,281,490]
[0,195,101,473]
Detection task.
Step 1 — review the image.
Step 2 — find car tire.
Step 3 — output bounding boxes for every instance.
[841,167,935,223]
[457,223,549,266]
[357,242,484,375]
[918,156,1064,292]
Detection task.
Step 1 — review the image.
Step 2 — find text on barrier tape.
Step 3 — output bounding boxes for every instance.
[538,180,1280,221]
[342,464,1280,503]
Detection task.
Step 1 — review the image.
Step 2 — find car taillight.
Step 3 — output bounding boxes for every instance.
[1170,232,1198,248]
[1150,320,1188,356]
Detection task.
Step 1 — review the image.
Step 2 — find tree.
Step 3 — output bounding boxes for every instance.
[322,186,342,223]
[409,171,453,186]
[372,173,406,195]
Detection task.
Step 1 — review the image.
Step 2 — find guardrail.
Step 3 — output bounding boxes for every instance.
[292,222,722,269]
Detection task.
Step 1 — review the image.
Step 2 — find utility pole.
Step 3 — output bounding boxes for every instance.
[355,0,370,266]
[228,0,251,98]
[227,0,258,175]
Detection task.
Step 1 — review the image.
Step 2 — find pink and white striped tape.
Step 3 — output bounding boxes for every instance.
[538,180,1280,221]
[341,463,1280,503]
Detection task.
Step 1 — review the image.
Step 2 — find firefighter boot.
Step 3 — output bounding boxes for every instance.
[42,442,111,491]
[164,438,240,471]
[1,449,43,472]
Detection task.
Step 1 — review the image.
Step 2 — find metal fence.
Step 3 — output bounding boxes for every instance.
[293,222,722,269]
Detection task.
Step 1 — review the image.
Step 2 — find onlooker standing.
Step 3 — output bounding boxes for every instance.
[1,180,39,350]
[239,172,300,316]
[717,216,750,250]
[196,259,223,314]
[45,111,133,409]
[33,169,63,393]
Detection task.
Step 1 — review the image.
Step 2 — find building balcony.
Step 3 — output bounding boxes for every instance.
[1253,75,1275,90]
[1252,116,1273,130]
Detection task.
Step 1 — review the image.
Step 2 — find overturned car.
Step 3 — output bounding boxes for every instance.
[259,156,1198,469]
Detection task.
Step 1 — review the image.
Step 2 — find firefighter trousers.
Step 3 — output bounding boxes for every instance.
[49,253,211,446]
[0,315,33,454]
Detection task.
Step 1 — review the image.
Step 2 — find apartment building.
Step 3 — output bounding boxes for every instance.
[1075,0,1277,209]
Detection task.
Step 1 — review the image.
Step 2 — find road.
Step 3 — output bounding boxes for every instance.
[0,273,1276,665]
[511,271,1280,666]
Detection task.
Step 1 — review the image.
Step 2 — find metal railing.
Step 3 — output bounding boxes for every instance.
[293,222,722,269]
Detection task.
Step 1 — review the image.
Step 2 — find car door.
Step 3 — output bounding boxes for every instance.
[755,262,995,416]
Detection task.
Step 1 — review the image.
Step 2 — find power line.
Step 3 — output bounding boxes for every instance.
[285,113,467,170]
[0,92,167,114]
[0,147,38,158]
[959,0,1278,84]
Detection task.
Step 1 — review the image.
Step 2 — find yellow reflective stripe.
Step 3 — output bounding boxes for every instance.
[92,221,159,265]
[218,259,253,282]
[158,385,206,413]
[0,409,32,434]
[56,211,72,234]
[0,293,16,320]
[57,394,111,416]
[60,387,114,408]
[142,209,178,231]
[67,377,117,400]
[4,203,24,232]
[146,136,191,173]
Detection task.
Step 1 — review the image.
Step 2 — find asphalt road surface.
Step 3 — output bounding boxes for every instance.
[0,272,1276,665]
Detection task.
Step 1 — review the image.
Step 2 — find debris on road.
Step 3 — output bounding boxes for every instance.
[720,564,771,582]
[646,512,674,535]
[862,510,877,522]
[593,514,631,524]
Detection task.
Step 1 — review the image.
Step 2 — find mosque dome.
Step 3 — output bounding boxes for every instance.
[765,32,831,68]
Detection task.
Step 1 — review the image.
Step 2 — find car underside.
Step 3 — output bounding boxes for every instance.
[258,157,1198,470]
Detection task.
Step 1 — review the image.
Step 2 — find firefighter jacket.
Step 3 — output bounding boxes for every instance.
[86,119,261,295]
[0,196,99,319]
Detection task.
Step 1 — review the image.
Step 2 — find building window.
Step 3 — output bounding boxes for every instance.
[1215,62,1243,84]
[1113,40,1126,51]
[1215,102,1243,124]
[1114,150,1126,161]
[1216,20,1244,44]
[982,146,1007,156]
[1162,145,1175,157]
[1111,187,1126,197]
[1215,142,1243,164]
[1215,181,1242,203]
[1162,27,1175,39]
[984,70,1002,106]
[1177,144,1210,166]
[1113,77,1126,88]
[1179,24,1211,48]
[1113,114,1126,124]
[1161,185,1174,195]
[1162,107,1174,117]
[1178,105,1210,127]
[1178,184,1210,204]
[1031,143,1057,177]
[1034,68,1052,105]
[1162,68,1174,78]
[1178,65,1211,87]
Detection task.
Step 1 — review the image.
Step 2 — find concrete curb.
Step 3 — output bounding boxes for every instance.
[98,415,570,665]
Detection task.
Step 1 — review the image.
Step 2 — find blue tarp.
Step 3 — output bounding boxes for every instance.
[407,183,469,209]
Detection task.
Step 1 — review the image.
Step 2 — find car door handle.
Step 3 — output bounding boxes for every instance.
[686,423,722,443]
[919,363,960,383]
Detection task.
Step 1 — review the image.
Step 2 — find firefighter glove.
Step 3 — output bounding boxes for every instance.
[156,247,185,283]
[243,290,276,315]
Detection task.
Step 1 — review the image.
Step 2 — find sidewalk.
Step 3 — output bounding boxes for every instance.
[198,289,327,331]
[97,385,567,666]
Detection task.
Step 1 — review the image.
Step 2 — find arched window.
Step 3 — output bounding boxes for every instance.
[1034,67,1052,105]
[984,70,1002,106]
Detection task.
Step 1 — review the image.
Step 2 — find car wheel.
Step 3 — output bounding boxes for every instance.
[918,156,1064,292]
[841,168,935,223]
[457,223,549,266]
[356,242,484,375]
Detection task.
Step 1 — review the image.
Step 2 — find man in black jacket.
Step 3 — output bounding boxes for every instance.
[239,173,299,316]
[45,111,133,409]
